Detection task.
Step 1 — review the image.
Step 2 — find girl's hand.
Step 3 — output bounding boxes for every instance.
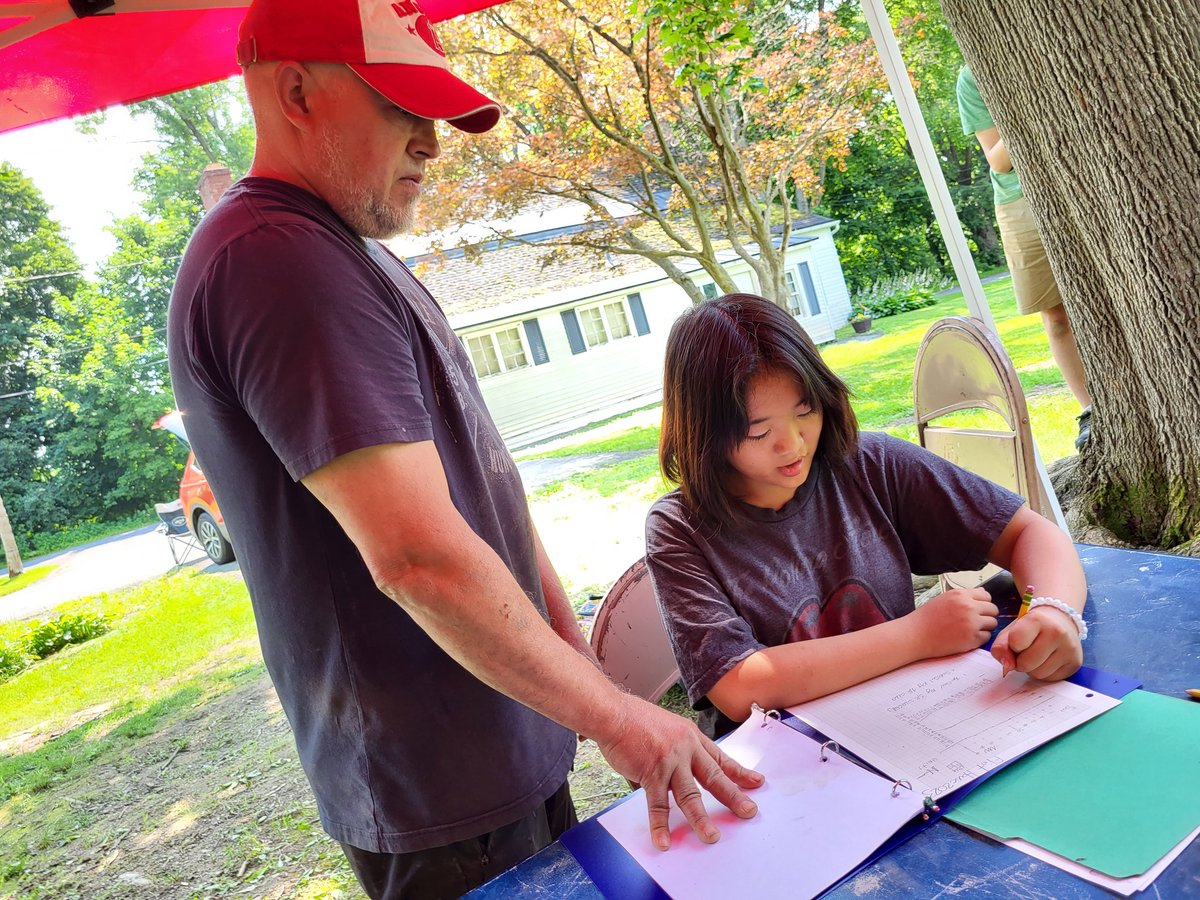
[908,588,998,659]
[991,606,1083,681]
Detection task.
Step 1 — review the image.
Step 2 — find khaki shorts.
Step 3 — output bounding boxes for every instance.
[994,195,1063,315]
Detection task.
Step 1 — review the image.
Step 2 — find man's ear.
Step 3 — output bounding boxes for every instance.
[273,61,317,131]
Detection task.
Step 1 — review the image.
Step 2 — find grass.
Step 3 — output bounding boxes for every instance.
[523,275,1080,497]
[0,565,56,599]
[0,571,256,739]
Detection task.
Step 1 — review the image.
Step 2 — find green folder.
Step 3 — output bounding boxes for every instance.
[947,689,1200,877]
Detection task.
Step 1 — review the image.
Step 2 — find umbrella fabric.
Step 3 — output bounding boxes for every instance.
[0,0,509,135]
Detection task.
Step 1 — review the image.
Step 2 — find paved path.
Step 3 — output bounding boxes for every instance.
[0,451,648,624]
[1,526,210,624]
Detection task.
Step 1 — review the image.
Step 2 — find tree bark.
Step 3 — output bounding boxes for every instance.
[940,0,1200,550]
[0,493,24,577]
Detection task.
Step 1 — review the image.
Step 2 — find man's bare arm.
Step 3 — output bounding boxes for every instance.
[302,441,762,849]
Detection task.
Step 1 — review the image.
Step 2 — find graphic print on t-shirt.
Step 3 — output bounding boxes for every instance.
[785,577,888,643]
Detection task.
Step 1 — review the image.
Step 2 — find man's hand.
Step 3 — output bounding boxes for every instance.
[908,587,999,659]
[594,695,763,851]
[991,606,1083,681]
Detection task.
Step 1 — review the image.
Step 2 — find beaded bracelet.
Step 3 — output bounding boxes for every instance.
[1027,596,1088,641]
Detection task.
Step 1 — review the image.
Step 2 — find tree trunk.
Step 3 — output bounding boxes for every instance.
[0,493,24,577]
[940,0,1200,550]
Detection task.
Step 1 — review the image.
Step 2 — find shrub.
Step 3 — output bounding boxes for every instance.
[22,612,110,660]
[0,643,28,682]
[852,269,948,321]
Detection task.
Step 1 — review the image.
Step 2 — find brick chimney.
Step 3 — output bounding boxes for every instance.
[198,164,233,212]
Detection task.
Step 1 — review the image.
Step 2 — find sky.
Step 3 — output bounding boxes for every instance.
[0,108,159,273]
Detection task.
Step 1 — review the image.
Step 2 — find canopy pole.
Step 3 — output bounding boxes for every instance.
[859,0,995,333]
[860,0,1069,534]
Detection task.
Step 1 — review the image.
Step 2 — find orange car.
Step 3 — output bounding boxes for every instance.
[154,411,235,565]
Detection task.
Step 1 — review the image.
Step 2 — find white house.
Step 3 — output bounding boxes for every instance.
[397,215,852,449]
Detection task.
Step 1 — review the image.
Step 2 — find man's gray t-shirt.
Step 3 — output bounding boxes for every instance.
[645,433,1023,738]
[168,178,574,853]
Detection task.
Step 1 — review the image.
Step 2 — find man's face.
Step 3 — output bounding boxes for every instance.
[307,66,440,239]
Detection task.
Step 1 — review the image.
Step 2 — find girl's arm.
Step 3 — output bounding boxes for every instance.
[707,586,998,722]
[986,506,1086,681]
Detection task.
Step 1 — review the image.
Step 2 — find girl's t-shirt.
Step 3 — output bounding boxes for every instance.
[645,432,1024,737]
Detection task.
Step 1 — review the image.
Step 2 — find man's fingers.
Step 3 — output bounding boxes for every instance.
[696,747,761,819]
[643,782,674,851]
[705,740,765,792]
[669,770,719,845]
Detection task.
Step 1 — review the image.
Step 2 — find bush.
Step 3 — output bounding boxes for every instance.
[22,612,110,660]
[0,643,28,682]
[852,269,948,321]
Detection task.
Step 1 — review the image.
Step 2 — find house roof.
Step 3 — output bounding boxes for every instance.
[396,214,836,323]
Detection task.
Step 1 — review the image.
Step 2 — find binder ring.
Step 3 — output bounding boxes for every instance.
[891,779,913,798]
[750,703,781,726]
[819,740,840,762]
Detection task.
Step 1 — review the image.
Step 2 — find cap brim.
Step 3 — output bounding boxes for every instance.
[349,63,501,134]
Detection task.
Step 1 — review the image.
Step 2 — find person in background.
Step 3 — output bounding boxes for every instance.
[645,294,1087,739]
[167,1,761,897]
[957,65,1092,449]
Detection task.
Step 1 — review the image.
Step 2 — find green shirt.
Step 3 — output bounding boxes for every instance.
[956,66,1023,206]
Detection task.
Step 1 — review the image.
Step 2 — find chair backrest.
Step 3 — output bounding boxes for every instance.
[913,316,1049,590]
[154,499,190,536]
[589,559,680,704]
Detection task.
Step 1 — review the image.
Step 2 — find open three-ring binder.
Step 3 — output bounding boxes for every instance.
[562,650,1139,900]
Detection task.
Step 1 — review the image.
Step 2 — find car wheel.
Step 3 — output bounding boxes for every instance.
[195,511,235,564]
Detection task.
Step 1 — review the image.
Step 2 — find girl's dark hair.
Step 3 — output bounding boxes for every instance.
[659,293,858,529]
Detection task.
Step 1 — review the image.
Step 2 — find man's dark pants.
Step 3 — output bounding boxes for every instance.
[340,781,577,899]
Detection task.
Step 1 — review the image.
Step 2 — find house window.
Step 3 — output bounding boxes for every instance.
[579,299,632,348]
[562,294,651,354]
[465,325,529,379]
[702,282,718,300]
[785,262,822,317]
[784,271,804,315]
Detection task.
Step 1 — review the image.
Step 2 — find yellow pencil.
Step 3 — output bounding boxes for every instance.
[1018,584,1034,618]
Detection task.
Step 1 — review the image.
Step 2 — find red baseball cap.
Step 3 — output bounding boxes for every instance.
[236,0,501,133]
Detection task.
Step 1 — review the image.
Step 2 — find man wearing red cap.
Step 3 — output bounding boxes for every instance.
[167,1,761,896]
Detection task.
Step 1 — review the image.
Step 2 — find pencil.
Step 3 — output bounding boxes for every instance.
[1017,584,1034,618]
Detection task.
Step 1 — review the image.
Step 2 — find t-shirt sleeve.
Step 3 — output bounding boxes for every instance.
[956,65,995,135]
[645,500,765,709]
[203,224,434,480]
[874,435,1025,576]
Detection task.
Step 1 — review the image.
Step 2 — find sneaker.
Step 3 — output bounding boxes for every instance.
[1075,406,1092,450]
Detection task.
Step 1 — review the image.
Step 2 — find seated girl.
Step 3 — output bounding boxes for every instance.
[646,294,1086,739]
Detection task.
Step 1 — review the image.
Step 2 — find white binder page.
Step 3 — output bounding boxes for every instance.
[599,707,924,900]
[788,649,1119,800]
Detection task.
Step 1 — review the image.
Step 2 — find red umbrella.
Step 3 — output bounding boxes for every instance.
[0,0,509,135]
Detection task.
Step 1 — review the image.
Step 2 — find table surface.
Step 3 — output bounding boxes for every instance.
[469,543,1200,898]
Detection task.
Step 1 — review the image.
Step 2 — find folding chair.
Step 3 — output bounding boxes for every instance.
[913,316,1062,591]
[589,558,681,704]
[154,500,205,566]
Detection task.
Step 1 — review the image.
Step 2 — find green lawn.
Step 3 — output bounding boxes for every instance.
[0,572,257,739]
[0,572,361,899]
[528,275,1080,494]
[0,565,56,599]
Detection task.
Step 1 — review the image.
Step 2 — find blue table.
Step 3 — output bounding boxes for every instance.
[470,544,1200,898]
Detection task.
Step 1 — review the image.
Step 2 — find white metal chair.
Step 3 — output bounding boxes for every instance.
[913,316,1057,591]
[589,558,681,703]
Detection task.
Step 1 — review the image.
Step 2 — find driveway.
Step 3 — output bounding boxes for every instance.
[0,526,215,624]
[0,451,647,624]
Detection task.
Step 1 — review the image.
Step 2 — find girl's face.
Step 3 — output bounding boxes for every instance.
[725,370,823,511]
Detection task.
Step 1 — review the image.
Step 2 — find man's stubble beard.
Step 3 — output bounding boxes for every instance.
[315,125,416,240]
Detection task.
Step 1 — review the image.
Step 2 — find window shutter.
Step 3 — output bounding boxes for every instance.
[523,319,550,365]
[799,262,821,316]
[561,309,587,354]
[627,292,651,335]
